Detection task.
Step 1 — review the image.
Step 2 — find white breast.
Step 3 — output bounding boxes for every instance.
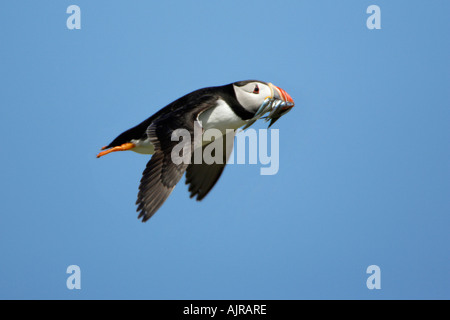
[131,100,245,155]
[198,99,246,133]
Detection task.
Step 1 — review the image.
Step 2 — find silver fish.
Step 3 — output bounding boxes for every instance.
[241,97,294,131]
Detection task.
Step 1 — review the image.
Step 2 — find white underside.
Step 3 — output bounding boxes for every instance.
[131,99,246,155]
[198,99,246,133]
[131,138,155,155]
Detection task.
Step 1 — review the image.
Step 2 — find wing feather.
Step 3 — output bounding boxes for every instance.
[135,95,218,221]
[185,130,235,201]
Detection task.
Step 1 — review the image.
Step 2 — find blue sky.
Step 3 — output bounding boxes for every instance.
[0,1,449,299]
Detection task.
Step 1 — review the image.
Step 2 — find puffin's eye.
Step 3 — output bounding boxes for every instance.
[253,85,259,94]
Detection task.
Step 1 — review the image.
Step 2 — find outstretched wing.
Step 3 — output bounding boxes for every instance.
[185,130,235,201]
[136,95,218,222]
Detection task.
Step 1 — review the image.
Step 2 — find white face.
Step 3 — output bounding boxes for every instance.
[233,81,273,113]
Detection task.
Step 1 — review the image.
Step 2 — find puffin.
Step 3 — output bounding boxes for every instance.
[97,80,294,222]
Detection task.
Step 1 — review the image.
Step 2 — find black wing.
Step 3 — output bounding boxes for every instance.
[186,130,235,201]
[136,95,218,222]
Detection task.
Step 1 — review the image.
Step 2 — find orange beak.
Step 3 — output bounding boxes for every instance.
[264,83,295,128]
[269,83,295,109]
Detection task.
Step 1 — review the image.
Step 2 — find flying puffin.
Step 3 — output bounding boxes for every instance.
[97,80,294,222]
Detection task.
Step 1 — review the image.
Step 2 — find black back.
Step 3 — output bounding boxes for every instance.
[105,82,253,148]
